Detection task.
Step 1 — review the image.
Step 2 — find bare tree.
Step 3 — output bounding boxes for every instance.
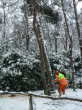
[73,0,82,71]
[21,3,30,50]
[61,0,75,91]
[31,0,54,94]
[31,0,48,95]
[64,32,67,51]
[0,0,22,52]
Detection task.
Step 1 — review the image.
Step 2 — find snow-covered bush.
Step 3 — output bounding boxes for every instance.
[0,48,82,91]
[49,50,70,76]
[0,49,42,91]
[49,50,81,88]
[73,53,81,75]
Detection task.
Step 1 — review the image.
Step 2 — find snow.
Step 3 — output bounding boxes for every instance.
[0,89,82,110]
[77,1,82,13]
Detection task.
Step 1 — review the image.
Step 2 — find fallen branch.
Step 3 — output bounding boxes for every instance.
[32,94,82,102]
[0,91,82,102]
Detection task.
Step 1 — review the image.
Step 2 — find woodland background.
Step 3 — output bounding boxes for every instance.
[0,0,82,94]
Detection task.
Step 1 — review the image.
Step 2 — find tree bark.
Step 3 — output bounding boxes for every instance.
[24,6,30,50]
[61,0,75,91]
[54,36,57,53]
[64,32,67,51]
[32,0,54,92]
[37,24,54,90]
[32,0,48,95]
[2,6,6,52]
[69,37,75,90]
[73,0,82,71]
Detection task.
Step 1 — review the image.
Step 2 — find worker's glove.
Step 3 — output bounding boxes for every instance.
[54,82,60,84]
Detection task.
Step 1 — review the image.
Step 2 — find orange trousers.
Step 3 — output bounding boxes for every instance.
[59,84,66,96]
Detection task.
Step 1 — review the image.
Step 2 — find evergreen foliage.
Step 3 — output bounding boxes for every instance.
[40,5,61,24]
[24,0,61,24]
[0,49,43,91]
[0,0,82,92]
[49,50,81,88]
[0,49,82,91]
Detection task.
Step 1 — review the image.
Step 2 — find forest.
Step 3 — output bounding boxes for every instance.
[0,0,82,95]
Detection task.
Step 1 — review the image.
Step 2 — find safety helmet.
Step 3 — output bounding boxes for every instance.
[55,70,60,75]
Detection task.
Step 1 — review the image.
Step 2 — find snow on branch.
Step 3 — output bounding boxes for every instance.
[0,0,20,8]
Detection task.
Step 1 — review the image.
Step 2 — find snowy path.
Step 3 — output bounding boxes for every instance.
[0,96,82,110]
[0,89,82,110]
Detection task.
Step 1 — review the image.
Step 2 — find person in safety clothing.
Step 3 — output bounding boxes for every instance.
[54,70,67,97]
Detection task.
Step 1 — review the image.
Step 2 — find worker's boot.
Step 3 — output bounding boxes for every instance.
[59,95,61,98]
[59,92,62,97]
[63,92,65,95]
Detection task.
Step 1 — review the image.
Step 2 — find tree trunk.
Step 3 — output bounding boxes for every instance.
[32,0,54,92]
[61,0,75,91]
[64,32,67,51]
[54,37,57,53]
[37,24,49,95]
[37,25,54,90]
[52,33,57,53]
[24,7,30,50]
[32,0,48,95]
[4,7,5,39]
[73,0,82,72]
[69,37,75,91]
[2,6,6,52]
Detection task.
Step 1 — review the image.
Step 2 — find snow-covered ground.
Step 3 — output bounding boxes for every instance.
[0,89,82,110]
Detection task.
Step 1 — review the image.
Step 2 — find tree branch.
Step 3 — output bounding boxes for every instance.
[0,0,20,8]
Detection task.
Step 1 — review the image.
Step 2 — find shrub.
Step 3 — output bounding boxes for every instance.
[0,49,43,92]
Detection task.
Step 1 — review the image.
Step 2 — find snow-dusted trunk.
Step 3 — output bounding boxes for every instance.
[37,25,54,90]
[52,33,57,53]
[73,0,82,71]
[32,0,54,92]
[69,37,75,91]
[2,6,6,52]
[61,0,75,91]
[54,37,57,53]
[64,32,67,51]
[24,8,30,50]
[3,7,5,39]
[32,0,48,95]
[37,25,49,95]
